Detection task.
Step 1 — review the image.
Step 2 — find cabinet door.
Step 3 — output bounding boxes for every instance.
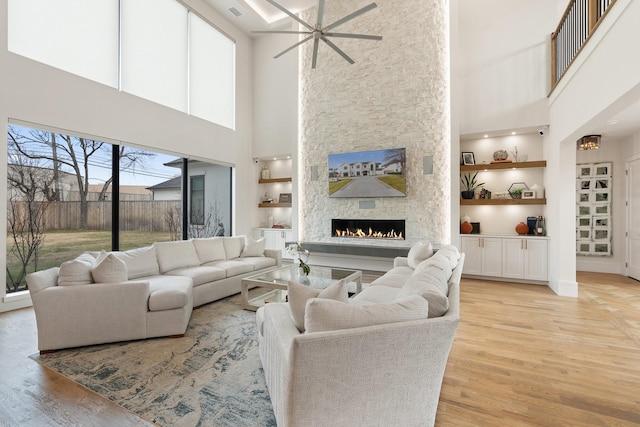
[481,238,503,277]
[524,239,548,281]
[502,239,524,279]
[460,236,483,275]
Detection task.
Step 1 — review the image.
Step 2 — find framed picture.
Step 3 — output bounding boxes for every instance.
[522,190,536,199]
[278,193,292,204]
[461,152,475,165]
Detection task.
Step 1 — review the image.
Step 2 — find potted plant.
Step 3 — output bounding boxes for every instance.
[510,188,523,199]
[461,172,484,199]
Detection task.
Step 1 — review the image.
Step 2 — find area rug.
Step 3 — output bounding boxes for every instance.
[31,296,276,427]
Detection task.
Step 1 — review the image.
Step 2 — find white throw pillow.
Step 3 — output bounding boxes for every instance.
[415,256,453,289]
[113,246,160,279]
[288,279,348,332]
[154,240,200,273]
[435,245,460,269]
[193,237,226,264]
[304,295,429,333]
[58,253,96,286]
[92,251,128,283]
[223,236,245,259]
[407,241,434,269]
[241,237,266,257]
[397,273,449,318]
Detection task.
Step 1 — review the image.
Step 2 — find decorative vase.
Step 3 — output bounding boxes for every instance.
[461,191,475,200]
[531,183,544,198]
[461,221,473,234]
[461,214,471,224]
[515,222,529,235]
[261,166,270,180]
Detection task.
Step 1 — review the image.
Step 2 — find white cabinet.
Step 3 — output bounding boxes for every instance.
[253,228,294,257]
[502,238,548,281]
[461,235,549,282]
[460,236,502,277]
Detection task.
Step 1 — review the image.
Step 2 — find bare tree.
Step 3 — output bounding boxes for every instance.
[6,152,53,292]
[8,125,155,228]
[188,200,224,239]
[165,206,182,241]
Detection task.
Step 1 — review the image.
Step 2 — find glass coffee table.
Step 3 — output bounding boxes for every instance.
[241,265,362,311]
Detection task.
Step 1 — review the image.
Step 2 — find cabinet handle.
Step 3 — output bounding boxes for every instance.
[524,240,527,250]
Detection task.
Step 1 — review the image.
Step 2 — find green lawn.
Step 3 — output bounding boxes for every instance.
[378,175,407,194]
[6,230,172,291]
[328,179,352,194]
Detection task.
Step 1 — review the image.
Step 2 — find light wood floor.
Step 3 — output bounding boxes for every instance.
[1,272,638,426]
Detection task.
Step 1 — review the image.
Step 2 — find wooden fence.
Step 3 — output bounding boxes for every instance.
[33,200,181,232]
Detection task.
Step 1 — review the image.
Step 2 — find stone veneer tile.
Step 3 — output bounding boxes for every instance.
[299,0,450,246]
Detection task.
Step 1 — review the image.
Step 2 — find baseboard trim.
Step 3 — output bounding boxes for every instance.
[548,280,578,297]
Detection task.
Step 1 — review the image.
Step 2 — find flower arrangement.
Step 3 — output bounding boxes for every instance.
[286,243,311,275]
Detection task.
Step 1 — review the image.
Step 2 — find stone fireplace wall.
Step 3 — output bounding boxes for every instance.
[298,0,450,246]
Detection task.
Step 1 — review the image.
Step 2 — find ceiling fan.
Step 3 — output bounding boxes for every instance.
[252,0,382,69]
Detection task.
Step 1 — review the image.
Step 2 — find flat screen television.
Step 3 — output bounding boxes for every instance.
[328,148,407,198]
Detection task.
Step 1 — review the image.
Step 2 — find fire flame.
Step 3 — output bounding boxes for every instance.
[334,228,404,240]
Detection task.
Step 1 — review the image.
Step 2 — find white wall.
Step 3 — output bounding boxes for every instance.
[252,31,298,160]
[457,0,556,134]
[0,0,256,309]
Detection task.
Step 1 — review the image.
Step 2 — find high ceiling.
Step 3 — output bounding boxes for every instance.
[203,0,315,34]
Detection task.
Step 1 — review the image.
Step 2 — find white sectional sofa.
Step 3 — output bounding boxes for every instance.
[256,243,464,427]
[27,236,281,352]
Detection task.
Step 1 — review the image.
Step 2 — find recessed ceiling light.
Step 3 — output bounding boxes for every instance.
[484,135,489,138]
[607,119,618,125]
[511,131,516,135]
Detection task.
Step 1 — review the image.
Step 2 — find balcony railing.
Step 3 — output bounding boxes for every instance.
[551,0,616,89]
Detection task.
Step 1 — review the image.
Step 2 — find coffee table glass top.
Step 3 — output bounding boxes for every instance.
[248,265,360,289]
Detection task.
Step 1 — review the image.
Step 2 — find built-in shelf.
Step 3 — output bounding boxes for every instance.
[259,177,292,184]
[460,160,546,172]
[461,198,546,205]
[259,203,292,208]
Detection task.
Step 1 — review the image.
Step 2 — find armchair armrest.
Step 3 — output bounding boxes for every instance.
[393,256,409,268]
[264,249,283,267]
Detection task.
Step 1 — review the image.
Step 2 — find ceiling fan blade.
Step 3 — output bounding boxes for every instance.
[252,30,313,35]
[316,0,326,28]
[265,0,314,31]
[321,36,355,65]
[324,32,382,41]
[312,38,320,69]
[324,2,377,32]
[274,35,314,59]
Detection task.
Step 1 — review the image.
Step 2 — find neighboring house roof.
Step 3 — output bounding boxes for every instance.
[147,176,181,190]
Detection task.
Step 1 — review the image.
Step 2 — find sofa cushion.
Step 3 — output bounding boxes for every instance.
[58,253,96,286]
[147,275,193,311]
[396,272,449,318]
[92,252,128,283]
[164,265,226,286]
[223,236,245,259]
[352,285,400,304]
[407,241,434,269]
[154,240,199,273]
[288,279,348,332]
[241,237,266,257]
[238,256,277,271]
[304,295,429,333]
[434,245,460,269]
[369,271,412,289]
[193,237,226,264]
[113,246,160,280]
[203,259,254,277]
[415,257,452,292]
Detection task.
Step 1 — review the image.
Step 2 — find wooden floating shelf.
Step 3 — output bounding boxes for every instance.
[460,160,546,172]
[460,198,546,205]
[259,177,292,184]
[258,203,292,208]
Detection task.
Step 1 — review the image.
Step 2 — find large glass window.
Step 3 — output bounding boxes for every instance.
[121,0,188,112]
[8,0,119,88]
[7,0,236,128]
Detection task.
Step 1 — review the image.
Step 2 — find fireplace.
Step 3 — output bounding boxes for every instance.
[332,219,405,240]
